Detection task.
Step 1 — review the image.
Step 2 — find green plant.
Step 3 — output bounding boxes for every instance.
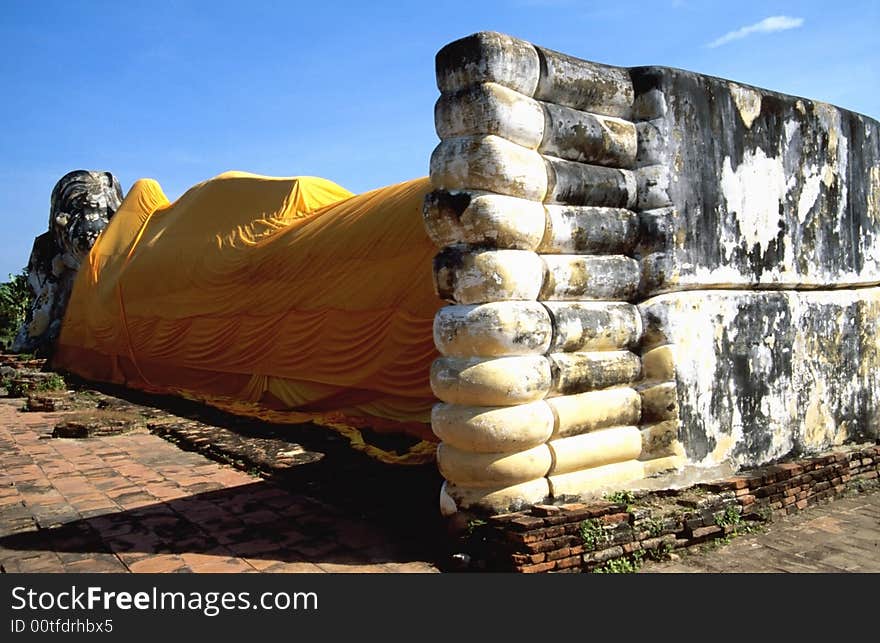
[714,505,742,528]
[645,517,665,538]
[712,505,763,539]
[699,535,731,553]
[579,518,609,550]
[37,373,66,392]
[2,377,27,397]
[605,490,636,509]
[593,551,643,574]
[755,505,773,522]
[0,270,32,350]
[645,540,672,561]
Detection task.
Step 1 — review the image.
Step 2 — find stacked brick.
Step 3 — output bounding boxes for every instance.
[460,445,880,573]
[424,32,680,514]
[463,444,879,572]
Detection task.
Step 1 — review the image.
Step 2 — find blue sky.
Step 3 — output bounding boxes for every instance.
[1,0,877,278]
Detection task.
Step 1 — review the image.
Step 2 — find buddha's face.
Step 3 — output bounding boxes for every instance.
[50,170,123,268]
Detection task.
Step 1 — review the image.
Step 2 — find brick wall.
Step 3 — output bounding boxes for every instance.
[455,443,880,572]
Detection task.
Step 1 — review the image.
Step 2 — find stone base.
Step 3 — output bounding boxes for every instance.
[639,288,880,469]
[452,443,880,573]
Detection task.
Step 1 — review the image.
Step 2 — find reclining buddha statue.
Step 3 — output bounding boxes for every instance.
[22,169,442,464]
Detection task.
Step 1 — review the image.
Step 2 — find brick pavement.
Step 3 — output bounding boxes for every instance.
[639,488,880,573]
[3,389,878,575]
[0,399,438,573]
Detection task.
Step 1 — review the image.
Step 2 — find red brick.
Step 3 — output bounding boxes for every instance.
[516,560,556,574]
[525,534,578,554]
[508,516,545,531]
[512,552,546,565]
[738,494,756,506]
[547,504,594,522]
[514,526,566,545]
[795,500,809,510]
[489,511,526,526]
[601,512,629,526]
[553,555,582,571]
[531,504,562,517]
[583,501,617,518]
[767,465,792,481]
[690,525,722,539]
[540,513,575,527]
[546,547,572,562]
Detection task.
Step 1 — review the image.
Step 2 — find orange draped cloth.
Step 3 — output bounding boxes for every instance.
[53,172,443,463]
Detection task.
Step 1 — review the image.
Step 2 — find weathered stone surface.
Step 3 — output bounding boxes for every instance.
[634,118,667,167]
[428,31,880,514]
[641,455,685,477]
[433,247,544,304]
[539,104,637,167]
[430,355,552,406]
[423,190,546,250]
[544,157,636,207]
[533,45,633,118]
[547,459,644,499]
[431,401,554,453]
[630,67,880,291]
[437,442,553,487]
[639,288,880,468]
[435,82,545,149]
[435,31,540,97]
[548,426,642,475]
[433,301,552,357]
[638,381,678,422]
[634,164,672,210]
[539,255,639,301]
[441,478,550,514]
[14,170,122,355]
[430,135,547,201]
[640,345,676,381]
[640,420,684,459]
[543,301,641,352]
[537,205,639,255]
[548,350,641,395]
[546,387,641,438]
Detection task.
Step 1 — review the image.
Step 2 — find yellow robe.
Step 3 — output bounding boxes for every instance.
[53,171,442,463]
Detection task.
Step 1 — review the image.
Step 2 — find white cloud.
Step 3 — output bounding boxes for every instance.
[707,15,804,48]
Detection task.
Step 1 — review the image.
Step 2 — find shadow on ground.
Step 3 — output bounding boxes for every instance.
[1,479,444,567]
[3,363,451,571]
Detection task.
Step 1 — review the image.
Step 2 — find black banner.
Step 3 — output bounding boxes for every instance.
[0,572,871,638]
